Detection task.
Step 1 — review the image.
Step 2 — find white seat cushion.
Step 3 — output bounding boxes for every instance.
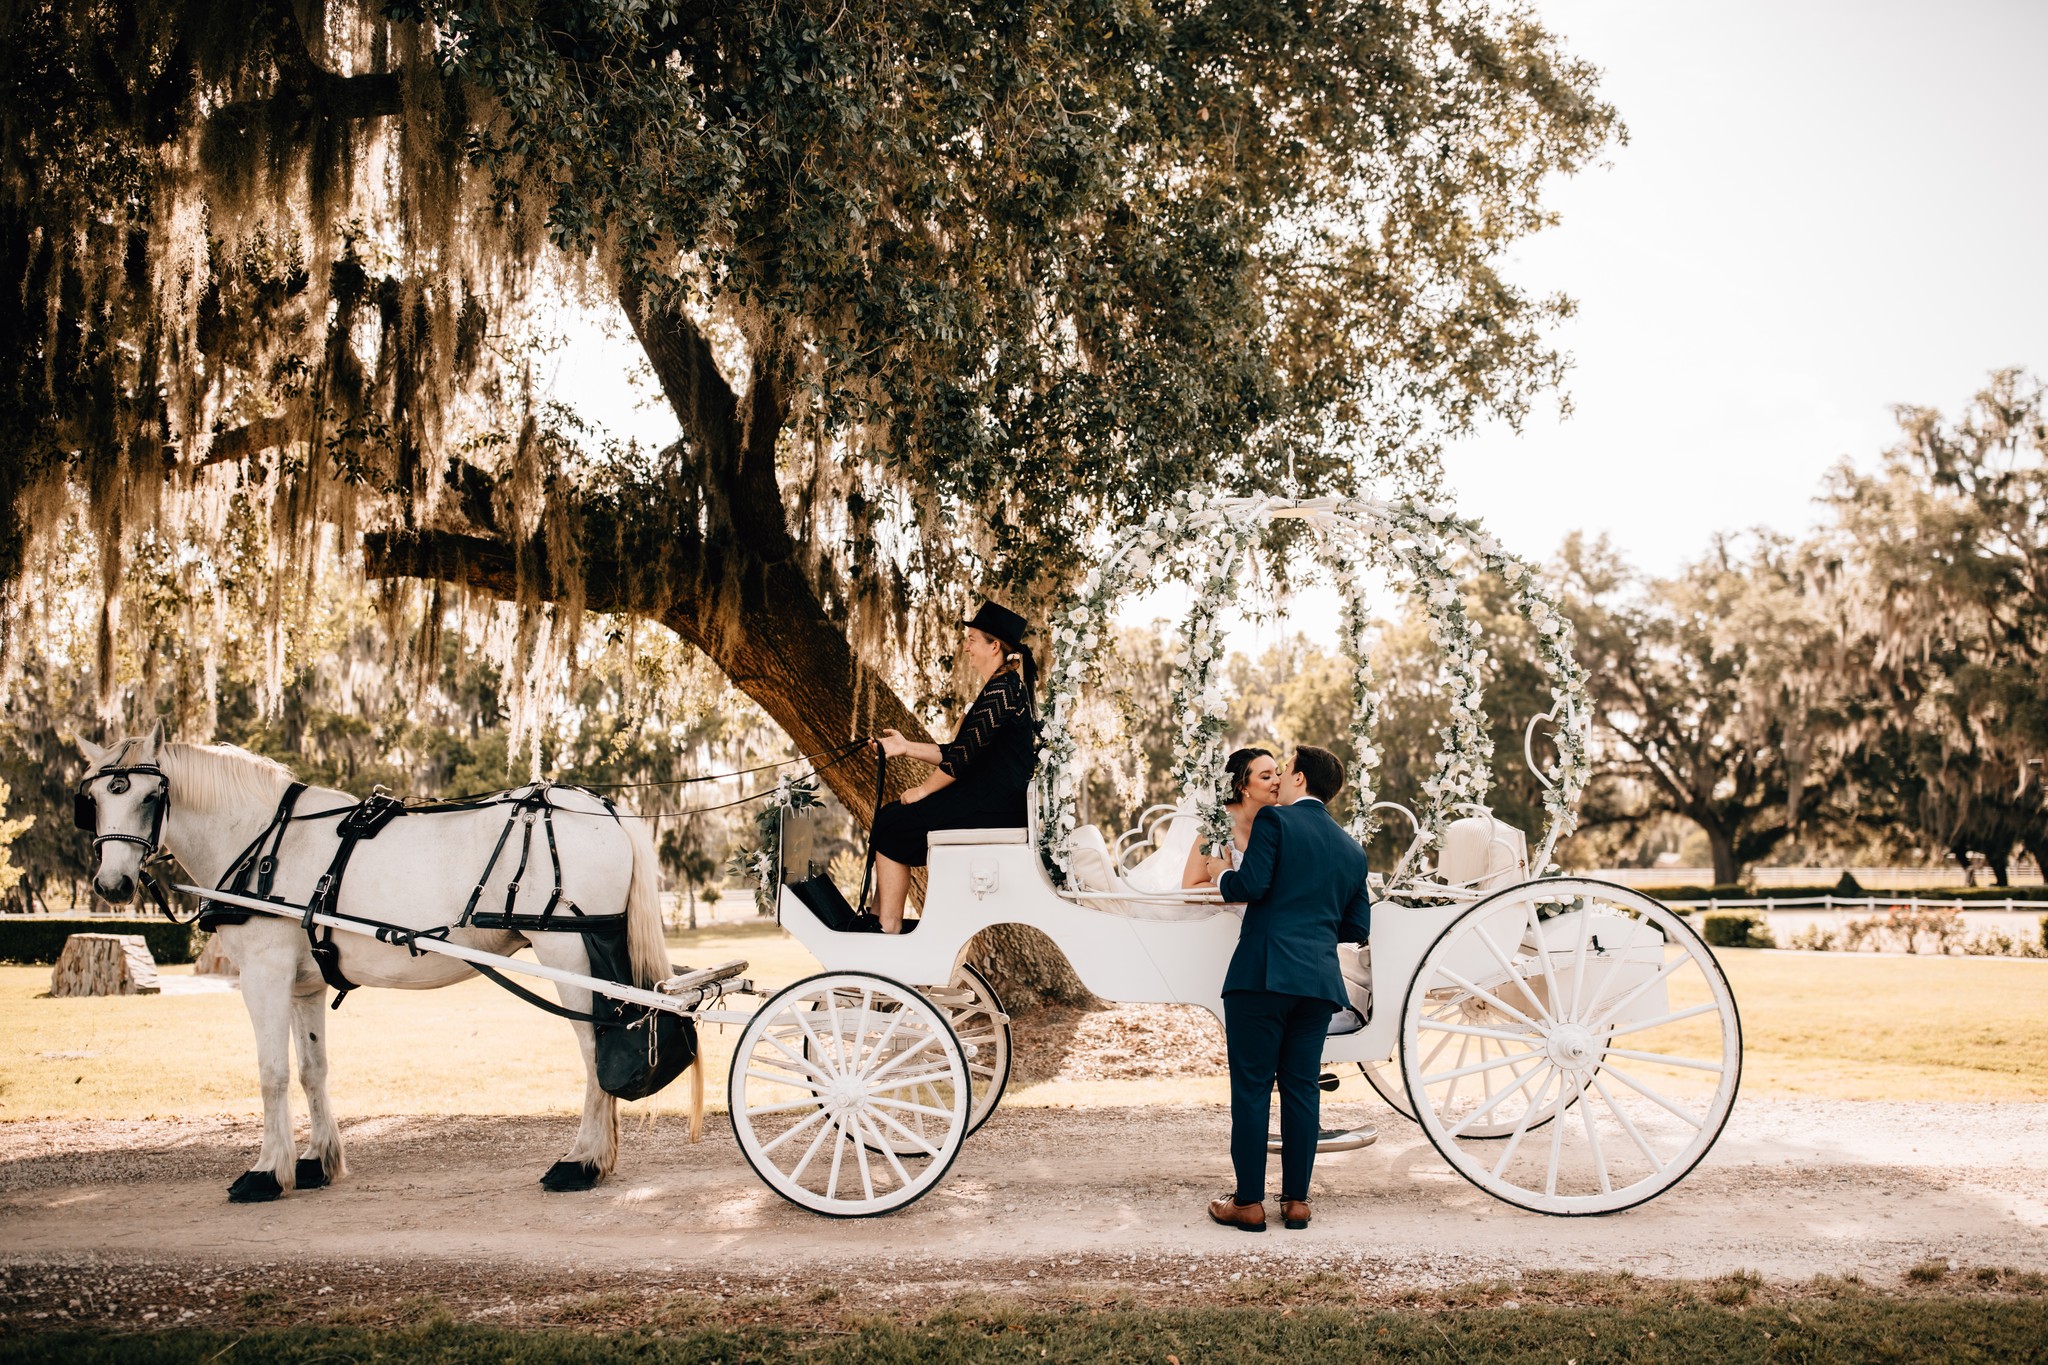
[927,827,1029,846]
[1438,815,1528,891]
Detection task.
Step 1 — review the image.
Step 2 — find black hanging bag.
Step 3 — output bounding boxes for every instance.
[582,925,698,1100]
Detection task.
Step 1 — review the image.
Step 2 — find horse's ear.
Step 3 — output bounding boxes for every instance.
[77,735,107,767]
[140,719,165,759]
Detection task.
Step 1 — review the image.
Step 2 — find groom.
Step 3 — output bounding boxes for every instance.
[1207,745,1371,1232]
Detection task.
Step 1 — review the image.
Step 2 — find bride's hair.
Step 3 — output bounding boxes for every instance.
[994,638,1039,710]
[1223,747,1274,805]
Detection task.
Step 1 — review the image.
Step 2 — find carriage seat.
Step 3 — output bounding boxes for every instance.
[1436,814,1528,892]
[928,827,1029,846]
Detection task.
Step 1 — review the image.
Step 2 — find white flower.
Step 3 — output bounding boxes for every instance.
[1081,632,1098,650]
[1068,606,1090,625]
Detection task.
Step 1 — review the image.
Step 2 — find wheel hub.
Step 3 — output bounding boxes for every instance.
[823,1076,866,1116]
[1546,1022,1597,1070]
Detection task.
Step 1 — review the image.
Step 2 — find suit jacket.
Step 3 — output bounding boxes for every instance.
[1216,799,1372,1009]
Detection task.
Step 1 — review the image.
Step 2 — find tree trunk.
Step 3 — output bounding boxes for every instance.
[1704,823,1741,886]
[50,934,161,996]
[363,276,1098,1011]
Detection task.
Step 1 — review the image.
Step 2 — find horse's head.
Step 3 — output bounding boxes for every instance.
[75,720,171,903]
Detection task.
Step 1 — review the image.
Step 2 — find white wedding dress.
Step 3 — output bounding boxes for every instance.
[1124,805,1246,915]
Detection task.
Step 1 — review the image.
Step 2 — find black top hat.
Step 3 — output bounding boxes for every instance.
[962,600,1029,646]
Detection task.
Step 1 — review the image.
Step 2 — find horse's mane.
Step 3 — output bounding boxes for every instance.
[157,742,295,812]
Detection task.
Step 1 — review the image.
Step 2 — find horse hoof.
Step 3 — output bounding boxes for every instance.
[294,1158,329,1190]
[540,1160,602,1192]
[227,1169,284,1203]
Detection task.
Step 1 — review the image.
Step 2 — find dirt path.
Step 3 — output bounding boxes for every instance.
[5,1098,2045,1301]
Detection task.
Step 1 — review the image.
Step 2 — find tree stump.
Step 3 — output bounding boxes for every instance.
[192,932,237,977]
[49,934,161,997]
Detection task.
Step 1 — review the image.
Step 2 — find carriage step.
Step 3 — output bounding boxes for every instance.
[656,959,749,994]
[1268,1125,1379,1154]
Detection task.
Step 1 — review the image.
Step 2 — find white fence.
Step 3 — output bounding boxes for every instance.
[1592,864,2043,890]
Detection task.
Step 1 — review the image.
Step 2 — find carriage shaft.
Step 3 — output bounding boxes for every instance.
[172,883,730,1017]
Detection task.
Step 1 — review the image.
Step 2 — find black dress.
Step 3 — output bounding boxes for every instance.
[870,669,1038,867]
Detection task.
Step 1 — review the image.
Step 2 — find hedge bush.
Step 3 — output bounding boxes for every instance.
[0,918,199,965]
[1701,912,1775,950]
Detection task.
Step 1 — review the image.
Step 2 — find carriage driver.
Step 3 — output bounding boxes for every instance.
[869,602,1040,933]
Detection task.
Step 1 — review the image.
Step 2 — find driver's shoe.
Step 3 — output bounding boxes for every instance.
[1208,1196,1266,1232]
[1280,1199,1312,1230]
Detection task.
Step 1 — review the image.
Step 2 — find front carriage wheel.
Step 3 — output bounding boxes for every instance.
[1400,879,1741,1216]
[730,971,970,1217]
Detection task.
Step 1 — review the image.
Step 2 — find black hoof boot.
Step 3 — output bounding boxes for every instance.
[540,1160,602,1192]
[227,1169,284,1203]
[294,1158,329,1190]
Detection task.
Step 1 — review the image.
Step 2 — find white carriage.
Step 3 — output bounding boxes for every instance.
[163,492,1741,1221]
[728,494,1742,1219]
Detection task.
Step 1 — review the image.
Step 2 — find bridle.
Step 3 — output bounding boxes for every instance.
[74,746,184,920]
[75,757,171,858]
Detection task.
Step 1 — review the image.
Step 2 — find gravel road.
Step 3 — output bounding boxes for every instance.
[5,1098,2044,1297]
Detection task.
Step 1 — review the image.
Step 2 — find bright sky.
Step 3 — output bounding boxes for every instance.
[1454,0,2048,574]
[551,0,2048,588]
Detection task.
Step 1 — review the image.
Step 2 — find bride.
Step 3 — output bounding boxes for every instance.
[1123,748,1281,893]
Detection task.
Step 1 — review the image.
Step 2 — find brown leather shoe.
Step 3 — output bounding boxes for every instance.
[1280,1199,1312,1230]
[1208,1196,1266,1232]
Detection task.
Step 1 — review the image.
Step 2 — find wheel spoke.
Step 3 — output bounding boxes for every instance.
[864,1103,944,1158]
[1437,968,1544,1032]
[742,1096,830,1119]
[744,1067,828,1094]
[1525,899,1566,1027]
[1445,1033,1471,1112]
[1592,1070,1666,1175]
[754,1104,831,1156]
[870,1096,958,1121]
[1474,924,1552,1026]
[1415,1020,1543,1045]
[1489,1064,1558,1180]
[1423,1047,1543,1086]
[864,1030,943,1084]
[1589,949,1695,1033]
[850,1112,877,1200]
[1578,1071,1613,1195]
[868,1064,959,1094]
[1603,1046,1725,1074]
[1543,1064,1569,1196]
[1445,1052,1550,1138]
[826,1119,848,1200]
[1603,1000,1722,1037]
[765,1023,834,1086]
[1567,902,1595,1020]
[1602,1063,1706,1130]
[787,1109,841,1182]
[856,1110,920,1187]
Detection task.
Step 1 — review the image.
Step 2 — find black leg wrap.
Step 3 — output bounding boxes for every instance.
[227,1169,284,1203]
[294,1158,329,1190]
[540,1160,602,1192]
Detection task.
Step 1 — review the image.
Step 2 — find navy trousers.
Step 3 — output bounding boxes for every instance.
[1223,989,1335,1204]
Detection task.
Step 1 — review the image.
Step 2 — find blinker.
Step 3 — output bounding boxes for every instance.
[73,791,95,832]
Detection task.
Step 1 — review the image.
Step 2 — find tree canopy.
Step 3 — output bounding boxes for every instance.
[2,0,1622,824]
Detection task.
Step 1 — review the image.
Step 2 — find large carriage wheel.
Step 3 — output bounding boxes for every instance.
[1401,879,1741,1215]
[730,971,969,1217]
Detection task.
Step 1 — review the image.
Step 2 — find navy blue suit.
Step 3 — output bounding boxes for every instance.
[1216,798,1373,1204]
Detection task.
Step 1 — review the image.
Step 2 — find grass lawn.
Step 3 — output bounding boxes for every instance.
[2,929,2044,1120]
[8,1295,2048,1363]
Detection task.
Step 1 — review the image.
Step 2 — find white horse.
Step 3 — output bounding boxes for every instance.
[76,723,701,1201]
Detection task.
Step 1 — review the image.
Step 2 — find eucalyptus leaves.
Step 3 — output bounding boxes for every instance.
[1036,493,1591,887]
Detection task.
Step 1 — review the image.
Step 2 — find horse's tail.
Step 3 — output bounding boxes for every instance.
[622,816,669,989]
[622,811,701,1143]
